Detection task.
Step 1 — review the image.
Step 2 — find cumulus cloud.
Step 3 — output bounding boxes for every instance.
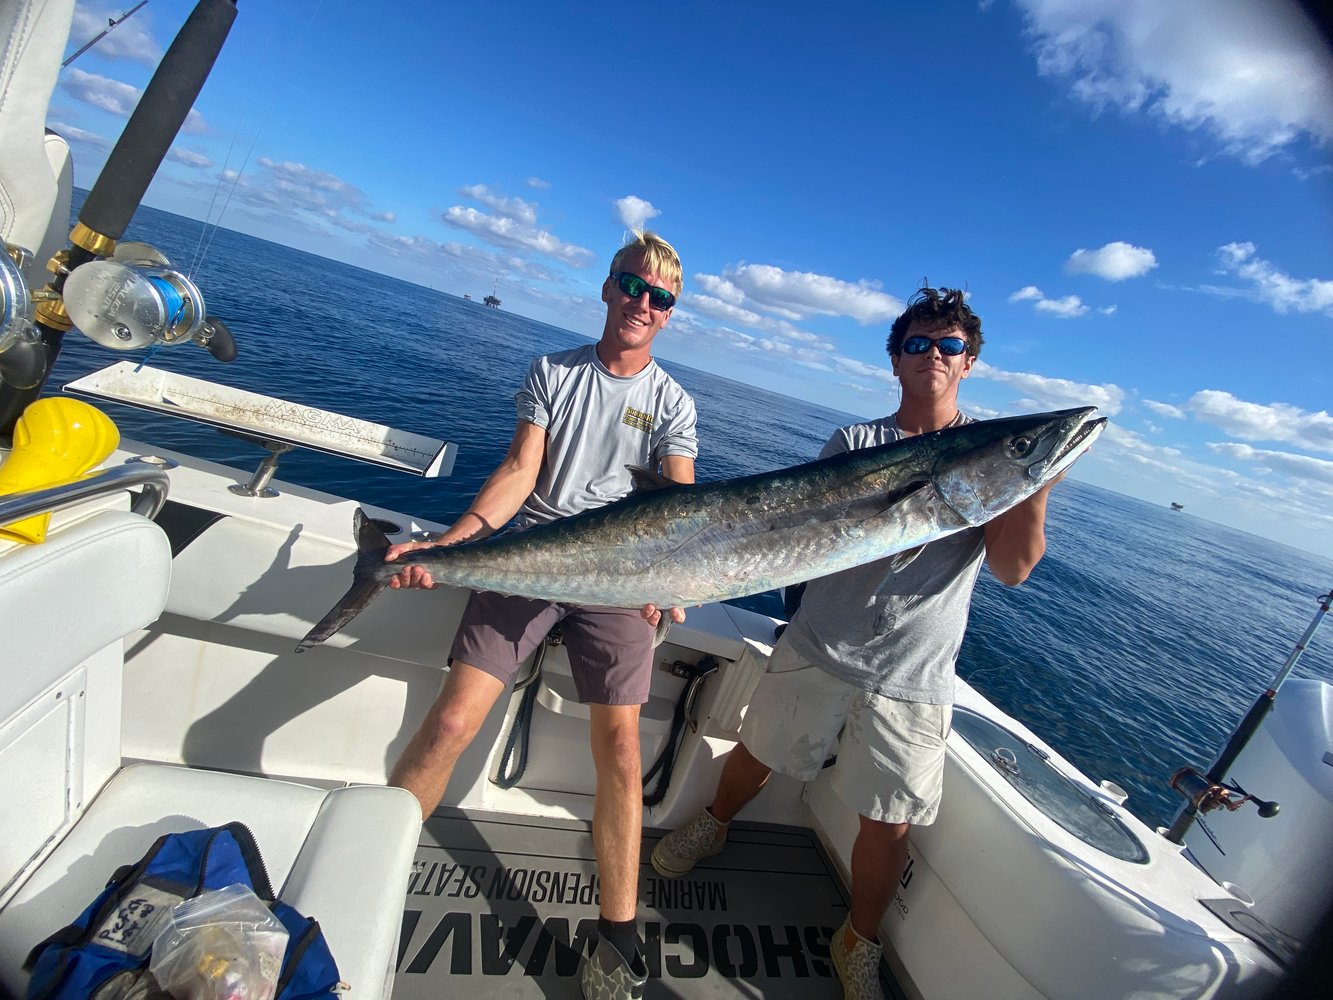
[1007,285,1090,317]
[971,359,1125,413]
[68,3,160,66]
[442,206,595,266]
[167,147,211,169]
[1143,399,1187,419]
[61,67,139,116]
[214,158,396,234]
[526,176,551,190]
[1214,242,1333,316]
[1013,0,1333,164]
[1207,442,1333,486]
[459,184,538,225]
[61,67,207,133]
[615,195,660,230]
[1066,241,1158,280]
[698,263,903,326]
[1188,390,1333,453]
[48,120,110,151]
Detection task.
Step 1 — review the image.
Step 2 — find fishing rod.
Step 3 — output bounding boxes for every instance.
[1165,585,1333,845]
[0,0,239,442]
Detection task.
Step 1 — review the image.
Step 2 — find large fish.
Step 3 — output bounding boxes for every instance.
[297,406,1104,651]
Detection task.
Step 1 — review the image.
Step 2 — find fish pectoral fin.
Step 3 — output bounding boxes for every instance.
[878,478,929,513]
[887,545,925,573]
[627,465,678,492]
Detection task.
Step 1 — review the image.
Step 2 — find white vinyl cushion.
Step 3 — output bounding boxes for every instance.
[0,509,171,720]
[0,763,420,998]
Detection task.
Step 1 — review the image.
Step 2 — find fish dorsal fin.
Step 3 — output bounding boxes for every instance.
[628,465,676,492]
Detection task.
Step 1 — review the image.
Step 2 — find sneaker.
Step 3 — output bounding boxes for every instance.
[830,917,885,1000]
[650,808,726,878]
[580,934,648,1000]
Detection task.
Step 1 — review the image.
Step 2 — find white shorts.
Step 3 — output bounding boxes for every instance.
[739,639,952,825]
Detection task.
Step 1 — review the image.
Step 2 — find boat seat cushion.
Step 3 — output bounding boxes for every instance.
[0,762,420,999]
[0,508,171,721]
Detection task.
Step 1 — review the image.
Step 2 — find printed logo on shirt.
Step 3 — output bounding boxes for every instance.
[622,406,654,433]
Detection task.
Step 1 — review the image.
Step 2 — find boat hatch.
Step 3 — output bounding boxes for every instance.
[395,809,906,998]
[953,708,1149,863]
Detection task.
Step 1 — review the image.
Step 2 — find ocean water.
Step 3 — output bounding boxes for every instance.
[44,198,1333,831]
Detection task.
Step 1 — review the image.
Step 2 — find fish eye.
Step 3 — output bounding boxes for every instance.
[1007,435,1035,458]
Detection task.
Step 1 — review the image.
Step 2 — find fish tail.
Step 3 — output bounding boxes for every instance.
[296,508,393,652]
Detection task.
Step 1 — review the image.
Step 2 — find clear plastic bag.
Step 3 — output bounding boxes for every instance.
[147,884,289,1000]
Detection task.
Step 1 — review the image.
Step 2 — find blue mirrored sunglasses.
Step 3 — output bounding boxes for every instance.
[610,271,676,312]
[901,335,968,357]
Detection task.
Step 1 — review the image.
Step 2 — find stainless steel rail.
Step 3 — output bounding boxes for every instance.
[0,463,170,524]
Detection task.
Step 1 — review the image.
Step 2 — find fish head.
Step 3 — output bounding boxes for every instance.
[931,407,1106,526]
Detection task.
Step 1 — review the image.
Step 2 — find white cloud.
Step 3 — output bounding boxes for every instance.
[615,195,660,230]
[49,120,109,151]
[526,176,551,190]
[1214,242,1333,316]
[1035,294,1089,318]
[459,184,538,225]
[1188,389,1333,453]
[62,67,139,116]
[1014,0,1333,164]
[1207,442,1333,487]
[971,359,1126,414]
[699,263,903,326]
[1143,399,1187,419]
[166,147,211,169]
[61,67,207,134]
[1066,241,1158,280]
[1008,284,1097,317]
[68,3,160,66]
[441,205,595,266]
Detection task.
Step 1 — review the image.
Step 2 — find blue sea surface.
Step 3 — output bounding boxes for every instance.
[46,199,1333,831]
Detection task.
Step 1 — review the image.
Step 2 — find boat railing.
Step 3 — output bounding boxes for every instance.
[0,463,170,525]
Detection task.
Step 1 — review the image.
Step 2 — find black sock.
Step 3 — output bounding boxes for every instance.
[598,916,639,961]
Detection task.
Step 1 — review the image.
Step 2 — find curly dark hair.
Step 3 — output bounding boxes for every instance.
[886,287,983,358]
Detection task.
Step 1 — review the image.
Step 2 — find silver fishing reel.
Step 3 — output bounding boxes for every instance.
[0,243,36,356]
[62,243,235,360]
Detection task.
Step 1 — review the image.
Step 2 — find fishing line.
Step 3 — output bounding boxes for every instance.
[186,0,327,280]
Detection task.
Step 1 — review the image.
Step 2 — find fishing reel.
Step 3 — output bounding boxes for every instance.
[1170,766,1280,818]
[0,243,35,351]
[60,242,236,362]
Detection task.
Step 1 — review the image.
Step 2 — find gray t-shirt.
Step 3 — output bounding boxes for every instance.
[515,344,698,525]
[780,413,986,704]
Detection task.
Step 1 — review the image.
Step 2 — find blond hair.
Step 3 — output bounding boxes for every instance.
[610,229,683,296]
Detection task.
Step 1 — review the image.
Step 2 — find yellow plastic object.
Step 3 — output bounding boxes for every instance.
[0,398,120,544]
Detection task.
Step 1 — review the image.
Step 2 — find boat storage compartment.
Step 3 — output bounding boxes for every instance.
[951,707,1147,862]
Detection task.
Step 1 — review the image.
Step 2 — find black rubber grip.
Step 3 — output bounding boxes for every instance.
[79,0,238,240]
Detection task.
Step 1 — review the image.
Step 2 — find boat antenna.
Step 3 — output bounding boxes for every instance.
[63,2,151,67]
[1164,585,1332,844]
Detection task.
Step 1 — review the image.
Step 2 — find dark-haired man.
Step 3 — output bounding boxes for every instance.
[385,231,696,1000]
[652,287,1059,1000]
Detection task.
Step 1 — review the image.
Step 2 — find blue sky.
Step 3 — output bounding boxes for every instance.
[51,0,1333,559]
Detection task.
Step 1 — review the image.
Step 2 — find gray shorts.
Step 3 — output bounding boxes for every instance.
[740,637,952,825]
[449,590,655,705]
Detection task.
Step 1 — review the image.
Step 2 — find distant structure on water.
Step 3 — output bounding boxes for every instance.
[484,279,501,308]
[463,293,472,301]
[1170,502,1184,511]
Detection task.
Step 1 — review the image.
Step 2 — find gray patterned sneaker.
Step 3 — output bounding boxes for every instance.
[580,934,648,1000]
[830,917,885,1000]
[650,808,727,878]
